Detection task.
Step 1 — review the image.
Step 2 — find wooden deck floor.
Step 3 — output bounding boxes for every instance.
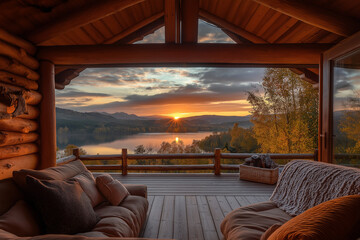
[110,173,275,240]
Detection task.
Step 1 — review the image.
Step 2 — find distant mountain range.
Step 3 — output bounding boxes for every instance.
[56,108,252,134]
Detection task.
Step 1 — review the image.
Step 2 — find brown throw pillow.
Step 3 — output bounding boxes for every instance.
[0,200,41,237]
[268,195,360,240]
[25,176,98,234]
[96,174,129,206]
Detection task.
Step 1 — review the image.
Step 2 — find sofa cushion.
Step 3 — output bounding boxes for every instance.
[0,200,41,237]
[81,195,148,238]
[270,160,360,216]
[13,160,104,207]
[25,176,98,234]
[0,179,24,216]
[72,171,105,207]
[267,195,360,240]
[221,201,292,240]
[0,229,17,240]
[96,174,129,206]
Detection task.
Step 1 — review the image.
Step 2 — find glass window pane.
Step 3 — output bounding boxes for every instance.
[333,48,360,167]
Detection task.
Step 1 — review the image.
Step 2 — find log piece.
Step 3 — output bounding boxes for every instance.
[0,118,38,133]
[0,28,36,55]
[0,154,38,180]
[0,143,38,160]
[0,86,27,119]
[17,105,39,119]
[0,40,39,70]
[0,71,38,90]
[0,131,39,147]
[0,83,42,105]
[0,56,40,81]
[0,103,39,120]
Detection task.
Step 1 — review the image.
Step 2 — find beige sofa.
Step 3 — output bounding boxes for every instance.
[221,160,360,240]
[0,160,148,239]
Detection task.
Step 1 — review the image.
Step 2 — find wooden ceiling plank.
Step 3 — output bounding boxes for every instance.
[27,0,146,44]
[199,10,267,43]
[165,0,177,43]
[181,0,199,43]
[38,43,332,66]
[251,0,360,37]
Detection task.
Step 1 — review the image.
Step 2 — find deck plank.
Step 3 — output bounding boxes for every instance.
[174,196,188,240]
[143,196,164,238]
[158,196,175,239]
[225,196,241,210]
[207,196,225,239]
[197,196,219,240]
[186,196,205,240]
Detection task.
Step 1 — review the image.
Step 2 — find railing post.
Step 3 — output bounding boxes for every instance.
[314,149,319,161]
[214,148,221,175]
[73,148,80,160]
[122,148,128,175]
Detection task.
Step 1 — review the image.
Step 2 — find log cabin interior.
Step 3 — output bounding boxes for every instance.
[0,0,359,239]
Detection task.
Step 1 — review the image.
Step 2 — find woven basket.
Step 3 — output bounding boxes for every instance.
[239,164,279,185]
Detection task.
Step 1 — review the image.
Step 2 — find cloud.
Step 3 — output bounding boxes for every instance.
[197,68,265,85]
[198,20,234,43]
[56,90,111,98]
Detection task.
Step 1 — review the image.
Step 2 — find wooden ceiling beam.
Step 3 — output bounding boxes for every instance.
[164,0,178,43]
[181,0,199,43]
[289,68,319,84]
[38,43,332,66]
[115,17,165,44]
[199,10,267,44]
[201,11,319,84]
[251,0,360,37]
[104,12,164,44]
[27,0,145,44]
[55,16,165,89]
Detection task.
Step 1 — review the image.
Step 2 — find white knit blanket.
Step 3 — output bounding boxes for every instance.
[270,160,360,216]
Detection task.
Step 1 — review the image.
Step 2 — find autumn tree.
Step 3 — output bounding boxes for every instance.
[230,123,258,153]
[247,68,318,153]
[339,91,360,153]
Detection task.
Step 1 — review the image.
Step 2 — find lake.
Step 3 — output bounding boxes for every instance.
[57,132,213,155]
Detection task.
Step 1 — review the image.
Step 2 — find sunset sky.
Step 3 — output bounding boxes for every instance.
[55,20,266,118]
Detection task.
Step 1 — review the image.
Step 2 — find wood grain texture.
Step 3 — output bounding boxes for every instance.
[0,143,38,159]
[0,71,38,90]
[0,118,38,133]
[252,0,360,37]
[38,43,332,66]
[27,0,146,44]
[0,131,39,147]
[0,154,38,180]
[39,60,56,169]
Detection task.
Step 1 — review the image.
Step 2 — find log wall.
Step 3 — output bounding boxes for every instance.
[0,29,41,180]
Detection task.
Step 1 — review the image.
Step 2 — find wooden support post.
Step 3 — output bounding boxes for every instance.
[39,60,56,169]
[181,0,199,43]
[122,148,128,175]
[214,148,221,175]
[73,148,80,159]
[165,0,177,43]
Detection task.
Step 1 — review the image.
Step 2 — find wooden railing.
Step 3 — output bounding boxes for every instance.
[57,148,318,175]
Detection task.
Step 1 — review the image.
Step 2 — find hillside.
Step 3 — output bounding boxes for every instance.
[56,108,252,134]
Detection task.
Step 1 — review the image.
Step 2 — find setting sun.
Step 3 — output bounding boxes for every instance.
[174,116,180,120]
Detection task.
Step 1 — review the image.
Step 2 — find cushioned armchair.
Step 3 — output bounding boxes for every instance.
[0,160,148,239]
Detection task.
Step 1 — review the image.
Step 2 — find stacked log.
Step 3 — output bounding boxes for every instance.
[0,28,41,179]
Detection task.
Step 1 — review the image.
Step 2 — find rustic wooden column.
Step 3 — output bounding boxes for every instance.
[39,60,56,169]
[122,148,128,175]
[214,148,221,175]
